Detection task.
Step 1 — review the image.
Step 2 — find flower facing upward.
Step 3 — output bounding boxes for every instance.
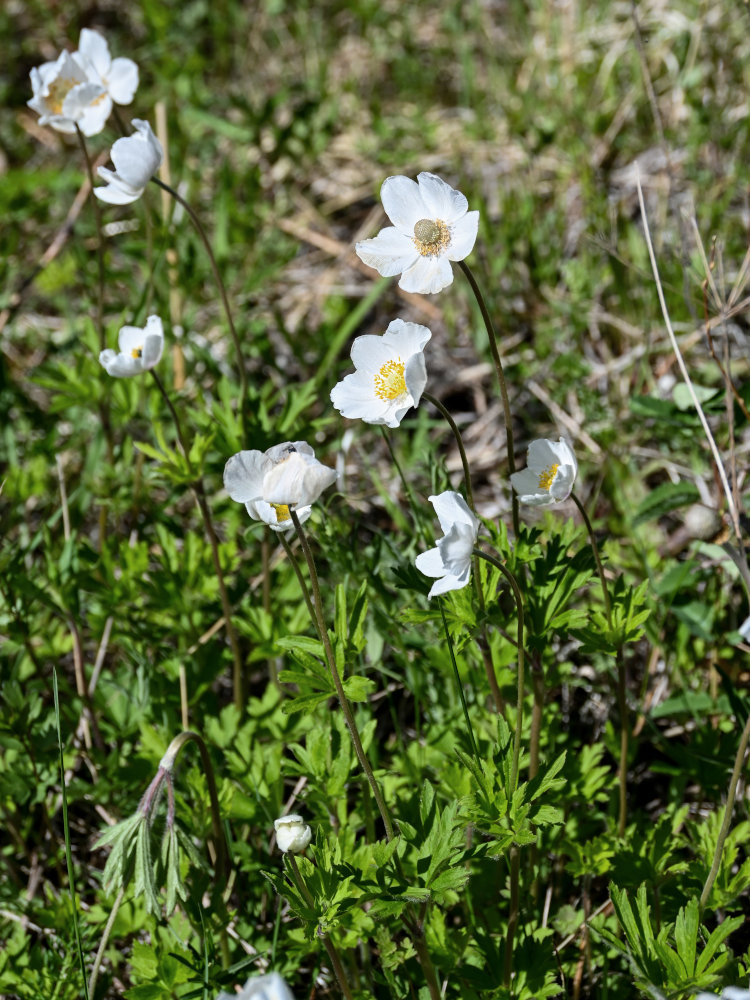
[355,172,479,294]
[27,50,108,136]
[330,319,431,428]
[223,442,337,532]
[415,491,479,598]
[94,120,163,205]
[99,315,164,377]
[74,28,138,115]
[274,814,312,854]
[510,438,578,506]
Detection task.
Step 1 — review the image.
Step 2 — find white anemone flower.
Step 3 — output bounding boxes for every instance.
[27,50,108,136]
[510,438,578,506]
[415,491,478,598]
[217,971,295,1000]
[273,814,312,854]
[330,318,431,428]
[695,990,750,1000]
[99,315,164,377]
[94,120,163,205]
[223,442,337,532]
[74,28,138,117]
[355,172,479,294]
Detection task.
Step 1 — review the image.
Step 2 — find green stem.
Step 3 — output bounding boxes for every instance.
[150,177,248,438]
[472,548,525,793]
[700,709,750,910]
[151,370,245,709]
[160,730,229,886]
[289,510,395,842]
[458,260,519,536]
[528,653,545,781]
[380,426,428,540]
[279,531,317,625]
[570,491,627,835]
[421,390,474,511]
[88,886,124,998]
[438,597,481,768]
[286,855,354,1000]
[75,124,105,351]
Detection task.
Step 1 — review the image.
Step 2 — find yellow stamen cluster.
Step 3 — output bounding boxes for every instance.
[271,503,291,522]
[537,464,559,491]
[130,347,143,359]
[413,218,450,257]
[374,359,407,400]
[46,77,76,115]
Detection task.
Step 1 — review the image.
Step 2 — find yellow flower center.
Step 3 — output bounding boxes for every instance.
[131,347,143,359]
[413,218,450,257]
[537,464,559,491]
[374,358,407,400]
[271,503,291,522]
[46,77,76,115]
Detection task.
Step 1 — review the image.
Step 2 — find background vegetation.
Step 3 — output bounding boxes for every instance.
[2,0,750,997]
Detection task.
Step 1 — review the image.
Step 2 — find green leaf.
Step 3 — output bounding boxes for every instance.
[632,480,700,528]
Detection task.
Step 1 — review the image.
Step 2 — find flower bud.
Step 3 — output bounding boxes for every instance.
[273,813,312,853]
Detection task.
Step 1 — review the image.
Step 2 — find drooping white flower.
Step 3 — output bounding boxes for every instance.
[510,437,578,506]
[355,172,479,294]
[415,491,478,598]
[94,120,163,205]
[330,319,431,428]
[274,814,312,854]
[74,28,138,116]
[27,50,108,136]
[99,315,164,377]
[223,442,337,532]
[217,971,295,1000]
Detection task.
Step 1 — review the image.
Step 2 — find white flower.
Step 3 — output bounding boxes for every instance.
[415,491,478,598]
[74,28,138,116]
[223,442,337,532]
[510,437,578,506]
[99,315,164,377]
[27,50,108,136]
[695,990,750,1000]
[330,319,431,428]
[217,972,295,1000]
[94,119,163,205]
[274,814,312,854]
[355,172,479,294]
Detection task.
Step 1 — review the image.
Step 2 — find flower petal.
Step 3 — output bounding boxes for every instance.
[77,29,111,77]
[437,522,475,575]
[330,374,391,423]
[447,211,479,261]
[349,334,401,373]
[355,227,419,278]
[99,349,141,377]
[382,318,432,356]
[415,547,447,578]
[526,438,562,473]
[107,57,139,104]
[263,452,337,507]
[416,172,469,224]
[224,450,269,502]
[381,175,428,233]
[403,352,427,407]
[427,572,469,598]
[428,491,477,536]
[94,168,141,204]
[111,121,162,188]
[398,255,453,294]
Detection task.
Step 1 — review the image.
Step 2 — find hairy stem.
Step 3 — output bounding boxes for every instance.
[438,598,481,767]
[700,709,750,909]
[571,492,627,835]
[422,390,474,511]
[151,177,248,438]
[458,260,518,536]
[88,886,124,998]
[290,510,394,842]
[151,370,245,709]
[286,855,354,999]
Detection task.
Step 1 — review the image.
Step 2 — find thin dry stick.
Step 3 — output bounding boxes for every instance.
[700,710,750,910]
[637,174,742,545]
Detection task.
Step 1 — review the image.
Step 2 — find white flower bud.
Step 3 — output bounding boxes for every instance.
[273,813,312,853]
